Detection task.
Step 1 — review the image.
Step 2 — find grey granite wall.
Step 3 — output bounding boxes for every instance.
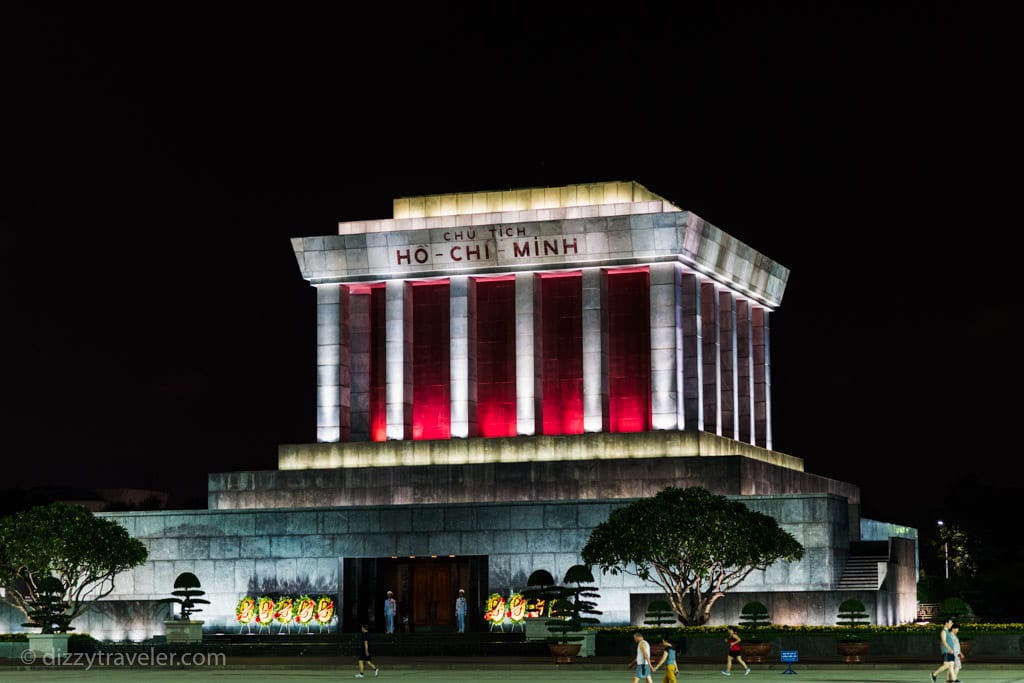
[43,493,858,637]
[210,454,861,521]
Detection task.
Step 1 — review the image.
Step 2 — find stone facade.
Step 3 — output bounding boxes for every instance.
[18,491,853,637]
[0,181,920,639]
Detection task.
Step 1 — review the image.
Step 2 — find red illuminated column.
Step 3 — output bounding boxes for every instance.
[367,285,387,442]
[603,267,651,433]
[534,272,583,436]
[471,276,517,438]
[410,280,451,440]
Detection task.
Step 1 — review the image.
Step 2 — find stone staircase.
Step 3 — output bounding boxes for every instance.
[837,553,888,590]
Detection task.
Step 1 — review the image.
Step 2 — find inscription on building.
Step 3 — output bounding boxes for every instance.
[391,225,580,269]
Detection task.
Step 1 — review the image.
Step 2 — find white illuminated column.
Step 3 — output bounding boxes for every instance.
[449,276,469,438]
[515,272,536,435]
[649,262,684,430]
[582,267,603,432]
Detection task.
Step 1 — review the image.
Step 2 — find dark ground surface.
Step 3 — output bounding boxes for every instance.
[3,631,1022,666]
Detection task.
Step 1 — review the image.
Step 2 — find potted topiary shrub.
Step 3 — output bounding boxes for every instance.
[835,598,871,663]
[544,564,602,663]
[23,576,73,659]
[159,572,211,643]
[737,601,773,662]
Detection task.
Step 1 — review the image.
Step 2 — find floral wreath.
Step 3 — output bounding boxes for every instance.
[294,595,316,625]
[255,596,275,625]
[484,592,506,624]
[314,596,336,625]
[507,593,527,624]
[274,596,295,624]
[236,595,256,624]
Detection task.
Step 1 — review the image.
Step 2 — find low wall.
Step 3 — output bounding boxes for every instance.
[596,632,1024,658]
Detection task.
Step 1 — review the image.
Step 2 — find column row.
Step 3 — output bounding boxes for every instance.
[315,264,772,448]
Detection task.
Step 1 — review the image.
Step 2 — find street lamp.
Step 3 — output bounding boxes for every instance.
[937,520,949,579]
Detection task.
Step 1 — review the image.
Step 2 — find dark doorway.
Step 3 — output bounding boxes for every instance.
[342,555,486,633]
[412,561,451,628]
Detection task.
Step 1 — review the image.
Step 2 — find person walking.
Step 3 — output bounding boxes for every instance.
[723,625,751,676]
[455,588,468,633]
[383,591,397,634]
[629,631,654,683]
[949,623,963,683]
[354,624,380,678]
[652,636,678,683]
[931,617,956,682]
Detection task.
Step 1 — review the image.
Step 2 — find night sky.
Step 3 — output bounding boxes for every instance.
[3,4,1019,541]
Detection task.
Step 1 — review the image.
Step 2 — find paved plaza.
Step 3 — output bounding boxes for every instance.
[2,657,1022,682]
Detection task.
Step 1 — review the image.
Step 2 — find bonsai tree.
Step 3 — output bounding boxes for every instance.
[563,564,601,628]
[545,597,583,644]
[582,486,805,625]
[643,598,677,628]
[738,600,772,643]
[836,598,871,642]
[0,502,148,634]
[544,564,602,645]
[159,572,211,621]
[21,576,73,634]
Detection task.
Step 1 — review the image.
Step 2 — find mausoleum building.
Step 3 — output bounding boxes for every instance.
[1,181,918,640]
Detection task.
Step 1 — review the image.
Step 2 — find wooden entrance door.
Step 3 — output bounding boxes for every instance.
[411,562,452,629]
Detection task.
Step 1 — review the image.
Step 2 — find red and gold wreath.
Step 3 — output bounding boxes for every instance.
[255,596,275,624]
[507,593,527,623]
[314,596,336,625]
[273,596,295,624]
[236,596,256,624]
[294,595,316,624]
[484,593,506,624]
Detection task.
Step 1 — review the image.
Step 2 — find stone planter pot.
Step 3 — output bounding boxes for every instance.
[547,642,582,663]
[27,634,69,660]
[836,640,869,663]
[739,641,772,663]
[165,619,204,643]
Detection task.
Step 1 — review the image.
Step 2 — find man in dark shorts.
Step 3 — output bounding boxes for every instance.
[355,624,380,678]
[931,618,955,682]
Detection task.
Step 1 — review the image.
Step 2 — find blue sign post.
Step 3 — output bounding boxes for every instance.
[780,650,798,675]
